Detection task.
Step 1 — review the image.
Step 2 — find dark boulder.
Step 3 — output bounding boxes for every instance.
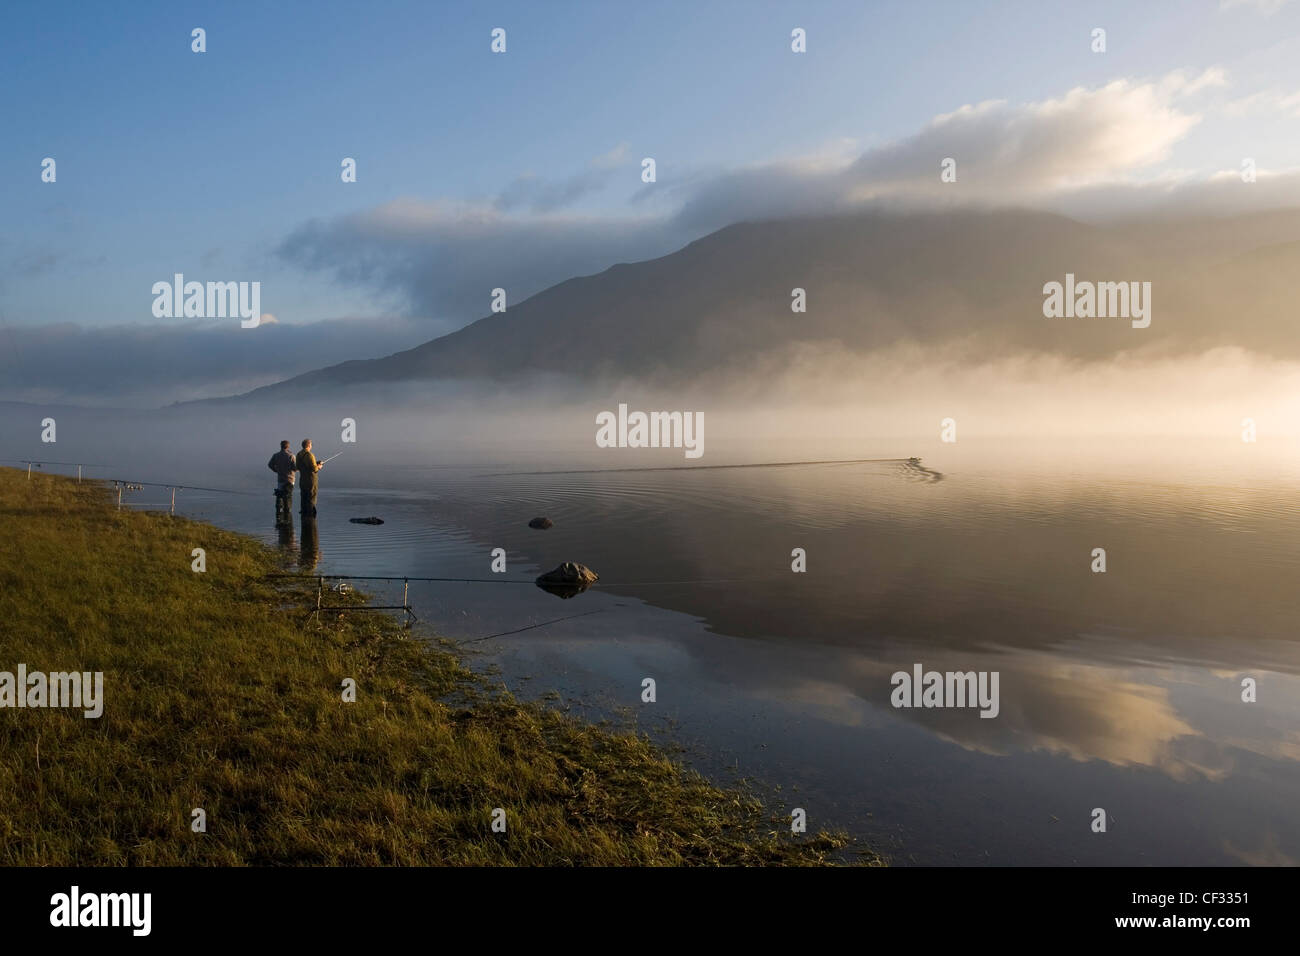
[528,516,553,529]
[535,562,598,598]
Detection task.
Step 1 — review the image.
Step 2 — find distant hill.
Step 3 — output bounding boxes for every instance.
[205,207,1300,403]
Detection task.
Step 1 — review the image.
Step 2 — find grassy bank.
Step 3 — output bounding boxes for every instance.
[0,467,879,865]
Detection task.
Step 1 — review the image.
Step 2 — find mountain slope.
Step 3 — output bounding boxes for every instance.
[217,207,1300,402]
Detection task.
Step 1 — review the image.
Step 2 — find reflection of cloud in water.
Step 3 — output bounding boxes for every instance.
[712,640,1300,784]
[843,653,1204,775]
[973,663,1202,774]
[888,656,1300,780]
[747,677,878,730]
[1223,833,1298,867]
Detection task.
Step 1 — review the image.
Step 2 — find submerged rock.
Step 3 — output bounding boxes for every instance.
[349,517,385,525]
[535,562,598,599]
[528,516,553,529]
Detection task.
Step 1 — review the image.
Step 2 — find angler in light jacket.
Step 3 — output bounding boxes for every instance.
[295,439,324,517]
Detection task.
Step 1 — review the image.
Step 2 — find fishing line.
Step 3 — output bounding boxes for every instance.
[264,573,783,587]
[459,607,614,643]
[266,574,538,584]
[478,456,920,478]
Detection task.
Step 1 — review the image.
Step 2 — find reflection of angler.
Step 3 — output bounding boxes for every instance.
[299,517,320,570]
[277,523,297,551]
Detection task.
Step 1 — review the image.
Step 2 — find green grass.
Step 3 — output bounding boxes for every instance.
[0,467,881,866]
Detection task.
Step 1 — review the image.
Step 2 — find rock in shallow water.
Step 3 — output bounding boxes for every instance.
[528,516,553,529]
[349,517,385,524]
[535,561,598,598]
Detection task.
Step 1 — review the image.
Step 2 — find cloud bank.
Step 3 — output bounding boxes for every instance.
[278,68,1292,327]
[0,317,426,407]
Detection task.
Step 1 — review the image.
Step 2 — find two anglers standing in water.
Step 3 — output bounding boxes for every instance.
[266,439,325,526]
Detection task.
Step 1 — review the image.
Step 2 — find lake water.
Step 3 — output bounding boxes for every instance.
[17,427,1300,865]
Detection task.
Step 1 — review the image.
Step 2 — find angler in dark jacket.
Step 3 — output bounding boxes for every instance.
[267,440,297,526]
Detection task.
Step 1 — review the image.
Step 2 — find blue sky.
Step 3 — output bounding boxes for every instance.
[2,0,1299,402]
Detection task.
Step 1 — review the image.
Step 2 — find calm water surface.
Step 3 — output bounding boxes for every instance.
[49,435,1300,865]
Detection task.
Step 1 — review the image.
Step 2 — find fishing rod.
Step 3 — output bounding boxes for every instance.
[103,476,252,515]
[316,452,343,466]
[108,478,253,495]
